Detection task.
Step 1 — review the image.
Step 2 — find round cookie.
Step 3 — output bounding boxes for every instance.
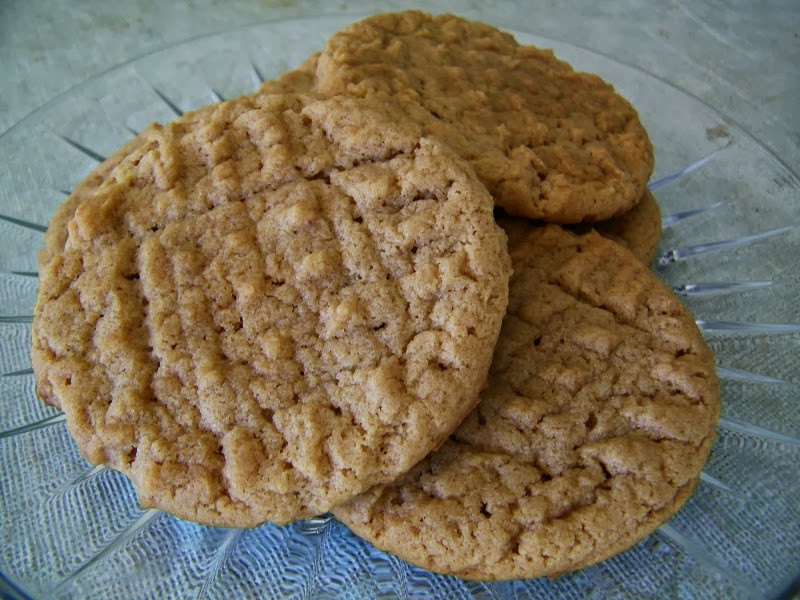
[333,225,719,580]
[314,11,654,223]
[32,93,511,527]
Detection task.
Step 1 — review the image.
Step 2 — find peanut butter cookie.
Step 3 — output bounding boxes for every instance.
[312,12,654,223]
[32,93,510,527]
[334,225,718,579]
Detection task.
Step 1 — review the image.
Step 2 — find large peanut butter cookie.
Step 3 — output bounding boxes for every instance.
[334,225,719,579]
[32,93,510,527]
[310,12,653,223]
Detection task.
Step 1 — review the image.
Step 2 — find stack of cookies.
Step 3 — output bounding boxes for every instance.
[31,12,720,580]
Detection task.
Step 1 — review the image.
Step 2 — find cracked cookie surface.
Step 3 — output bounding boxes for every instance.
[310,11,653,223]
[333,225,719,579]
[32,93,510,527]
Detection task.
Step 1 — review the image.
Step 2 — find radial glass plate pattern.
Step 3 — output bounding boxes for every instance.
[1,15,798,600]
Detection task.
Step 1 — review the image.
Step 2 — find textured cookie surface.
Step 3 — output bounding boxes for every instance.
[36,130,154,409]
[334,226,719,580]
[36,109,218,409]
[32,93,510,527]
[313,11,653,223]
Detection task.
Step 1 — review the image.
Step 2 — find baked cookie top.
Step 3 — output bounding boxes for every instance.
[334,225,719,580]
[36,109,218,410]
[313,11,654,223]
[32,93,511,527]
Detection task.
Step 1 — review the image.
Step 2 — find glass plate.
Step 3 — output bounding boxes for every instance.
[1,15,799,600]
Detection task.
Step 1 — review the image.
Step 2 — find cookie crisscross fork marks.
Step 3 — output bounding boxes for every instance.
[138,198,325,517]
